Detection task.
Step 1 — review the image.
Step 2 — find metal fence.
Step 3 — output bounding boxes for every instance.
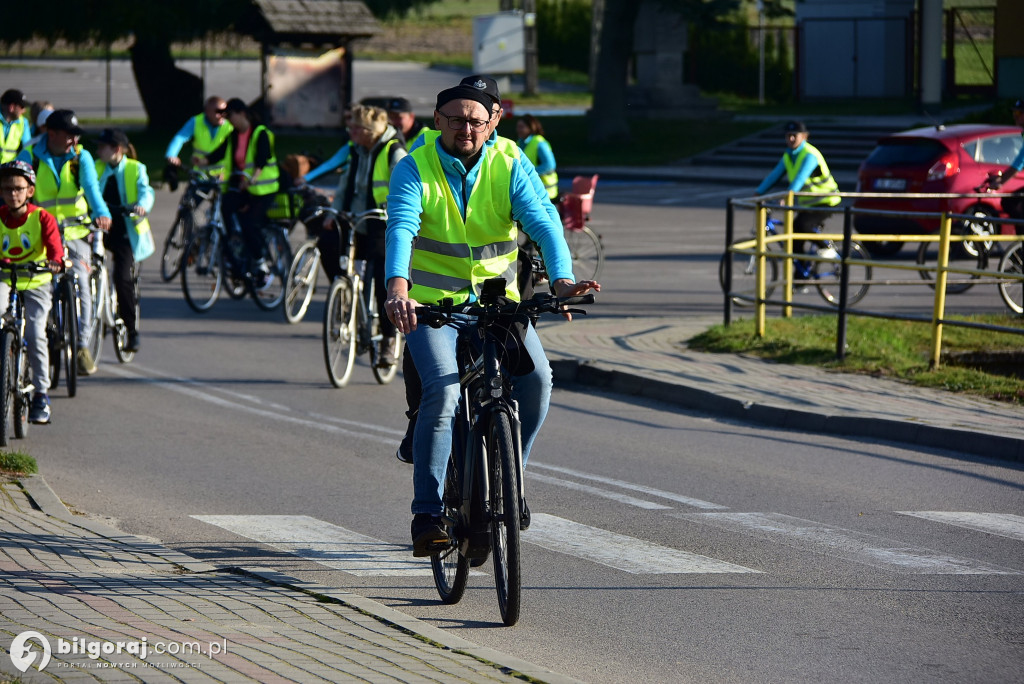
[722,190,1024,369]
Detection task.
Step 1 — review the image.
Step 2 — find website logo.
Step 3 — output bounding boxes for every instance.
[10,631,52,673]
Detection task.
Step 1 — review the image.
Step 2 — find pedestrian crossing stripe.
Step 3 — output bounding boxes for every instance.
[678,512,1021,575]
[895,512,1024,542]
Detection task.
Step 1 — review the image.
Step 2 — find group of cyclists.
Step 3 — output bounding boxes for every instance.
[0,87,154,426]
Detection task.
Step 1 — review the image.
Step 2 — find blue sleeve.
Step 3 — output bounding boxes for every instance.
[384,155,423,285]
[15,149,30,164]
[135,162,155,213]
[19,118,30,147]
[306,144,350,182]
[78,150,110,219]
[788,151,819,192]
[756,156,786,195]
[511,159,573,282]
[534,139,557,175]
[164,118,196,159]
[1011,143,1024,172]
[516,152,561,227]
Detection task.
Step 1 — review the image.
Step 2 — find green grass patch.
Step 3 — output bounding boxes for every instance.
[688,314,1024,404]
[0,450,38,475]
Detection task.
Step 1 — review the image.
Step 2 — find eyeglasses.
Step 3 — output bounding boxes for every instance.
[0,185,30,193]
[214,108,227,115]
[437,112,489,132]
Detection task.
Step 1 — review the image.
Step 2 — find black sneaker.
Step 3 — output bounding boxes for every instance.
[411,514,449,557]
[395,412,415,464]
[469,552,489,568]
[124,331,140,353]
[520,501,531,531]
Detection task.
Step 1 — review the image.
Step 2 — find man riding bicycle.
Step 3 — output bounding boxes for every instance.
[384,84,600,557]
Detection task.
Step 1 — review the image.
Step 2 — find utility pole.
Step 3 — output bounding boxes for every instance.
[523,0,538,96]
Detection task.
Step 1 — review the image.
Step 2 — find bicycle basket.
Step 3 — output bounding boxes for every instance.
[558,194,585,232]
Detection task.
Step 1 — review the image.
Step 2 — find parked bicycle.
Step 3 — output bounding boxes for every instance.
[180,188,292,313]
[415,281,593,626]
[321,207,402,387]
[46,257,78,396]
[520,174,604,285]
[0,261,52,445]
[161,169,221,282]
[720,209,872,306]
[83,222,141,365]
[997,234,1024,314]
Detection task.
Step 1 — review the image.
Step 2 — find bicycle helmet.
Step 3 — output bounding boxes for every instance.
[0,160,36,187]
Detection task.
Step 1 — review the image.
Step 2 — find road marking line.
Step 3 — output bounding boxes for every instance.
[106,365,399,444]
[527,514,760,574]
[530,462,728,509]
[527,472,671,510]
[678,512,1021,575]
[191,514,476,577]
[896,512,1024,542]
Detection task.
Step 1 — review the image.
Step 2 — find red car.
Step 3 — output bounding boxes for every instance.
[854,124,1024,255]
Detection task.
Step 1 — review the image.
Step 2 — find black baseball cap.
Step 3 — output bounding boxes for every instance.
[459,75,501,105]
[435,85,492,115]
[387,97,413,113]
[784,120,808,134]
[46,109,84,136]
[0,89,28,107]
[97,128,131,148]
[224,98,248,114]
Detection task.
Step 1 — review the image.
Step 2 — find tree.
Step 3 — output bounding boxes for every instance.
[0,0,248,130]
[588,0,740,143]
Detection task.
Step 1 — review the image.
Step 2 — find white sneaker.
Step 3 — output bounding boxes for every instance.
[817,246,839,260]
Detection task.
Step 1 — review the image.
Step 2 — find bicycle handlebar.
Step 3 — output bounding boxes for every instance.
[415,292,595,329]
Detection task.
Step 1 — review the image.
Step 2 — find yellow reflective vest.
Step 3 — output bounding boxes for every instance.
[783,142,840,208]
[192,114,233,178]
[407,144,520,305]
[29,143,92,241]
[521,135,558,200]
[221,125,279,196]
[1,116,27,163]
[95,158,153,254]
[0,208,52,290]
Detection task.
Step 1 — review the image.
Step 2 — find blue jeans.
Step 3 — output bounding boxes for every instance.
[406,314,552,515]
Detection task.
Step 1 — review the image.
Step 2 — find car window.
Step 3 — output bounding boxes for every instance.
[864,139,945,166]
[963,140,978,160]
[977,135,1023,165]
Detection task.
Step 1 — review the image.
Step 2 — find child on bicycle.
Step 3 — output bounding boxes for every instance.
[95,128,155,353]
[0,161,64,424]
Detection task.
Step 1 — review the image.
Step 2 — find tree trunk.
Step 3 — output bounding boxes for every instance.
[130,35,203,132]
[587,0,641,144]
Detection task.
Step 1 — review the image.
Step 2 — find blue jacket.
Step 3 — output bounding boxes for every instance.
[18,145,110,220]
[96,156,155,213]
[757,141,822,195]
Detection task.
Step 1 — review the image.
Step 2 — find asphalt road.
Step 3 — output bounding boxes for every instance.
[21,182,1024,684]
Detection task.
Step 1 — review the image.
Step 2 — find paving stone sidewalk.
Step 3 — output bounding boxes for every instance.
[540,315,1024,463]
[0,477,581,684]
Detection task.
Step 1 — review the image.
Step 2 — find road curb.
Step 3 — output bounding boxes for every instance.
[551,359,1024,464]
[17,474,583,684]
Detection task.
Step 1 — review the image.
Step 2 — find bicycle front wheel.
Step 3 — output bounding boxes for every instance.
[916,239,987,295]
[565,225,603,281]
[815,241,872,306]
[997,242,1024,315]
[0,331,15,447]
[161,209,194,282]
[86,268,105,366]
[60,278,78,397]
[488,410,521,626]
[283,241,320,323]
[323,277,358,388]
[431,453,469,604]
[14,348,29,439]
[250,228,290,311]
[181,229,223,313]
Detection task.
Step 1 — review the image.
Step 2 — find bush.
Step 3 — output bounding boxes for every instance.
[537,0,591,74]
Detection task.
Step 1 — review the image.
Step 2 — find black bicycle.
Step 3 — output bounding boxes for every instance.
[416,281,593,626]
[46,257,78,396]
[0,261,52,445]
[161,169,221,282]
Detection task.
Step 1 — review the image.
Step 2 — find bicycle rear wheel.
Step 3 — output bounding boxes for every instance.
[0,331,15,446]
[323,277,358,387]
[283,241,320,323]
[181,228,223,313]
[916,240,987,294]
[369,291,403,385]
[250,227,291,311]
[161,209,194,282]
[719,250,779,306]
[565,225,603,281]
[814,241,872,306]
[997,242,1024,314]
[60,278,78,397]
[431,453,470,604]
[488,410,521,626]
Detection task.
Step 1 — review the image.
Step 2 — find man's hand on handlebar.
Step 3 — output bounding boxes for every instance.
[551,278,601,321]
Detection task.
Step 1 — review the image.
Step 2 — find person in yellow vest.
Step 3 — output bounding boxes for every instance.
[0,90,31,164]
[386,97,429,150]
[164,96,233,178]
[516,114,558,200]
[17,109,111,376]
[95,129,154,354]
[200,98,279,288]
[384,85,600,556]
[756,120,841,258]
[0,161,64,424]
